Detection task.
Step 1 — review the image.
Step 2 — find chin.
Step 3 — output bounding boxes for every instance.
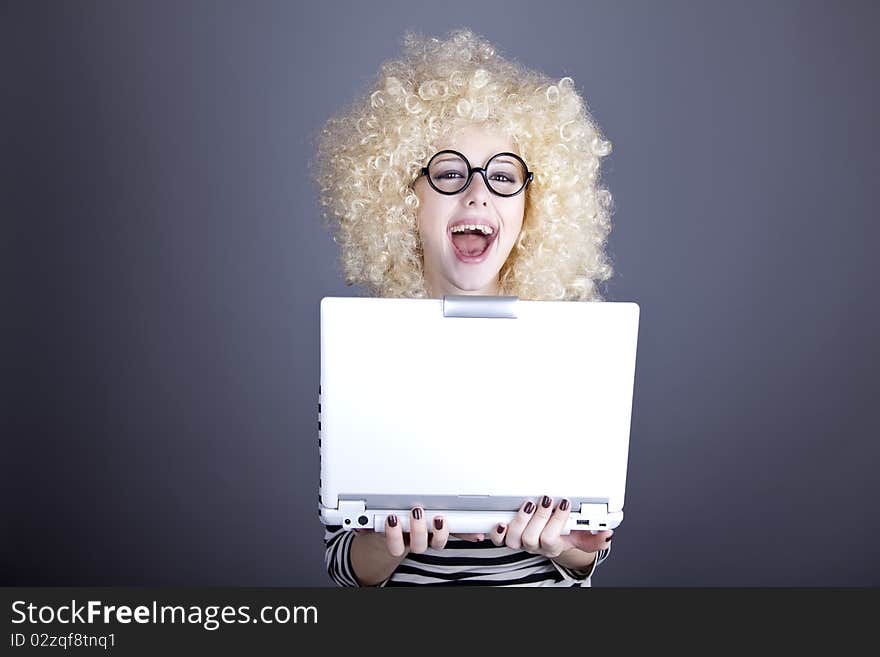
[450,271,499,293]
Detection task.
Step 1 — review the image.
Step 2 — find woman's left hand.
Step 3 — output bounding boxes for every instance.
[490,496,613,558]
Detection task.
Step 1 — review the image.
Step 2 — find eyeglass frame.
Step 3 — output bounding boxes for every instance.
[416,149,534,198]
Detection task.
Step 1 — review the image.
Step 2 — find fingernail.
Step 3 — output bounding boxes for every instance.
[542,495,552,508]
[434,517,443,530]
[560,499,569,511]
[413,507,422,520]
[496,524,505,534]
[388,515,397,527]
[523,501,535,514]
[605,536,613,543]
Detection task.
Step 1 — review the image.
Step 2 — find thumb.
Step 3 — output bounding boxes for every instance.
[565,529,614,553]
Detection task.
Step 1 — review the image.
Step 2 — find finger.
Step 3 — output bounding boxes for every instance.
[504,499,536,550]
[451,533,485,542]
[537,498,571,557]
[409,507,428,553]
[430,516,449,550]
[490,522,507,546]
[521,495,555,552]
[385,514,406,557]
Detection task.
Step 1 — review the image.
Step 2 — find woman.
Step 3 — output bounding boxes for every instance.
[313,29,616,586]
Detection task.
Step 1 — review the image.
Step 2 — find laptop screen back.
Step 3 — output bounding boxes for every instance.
[319,296,640,522]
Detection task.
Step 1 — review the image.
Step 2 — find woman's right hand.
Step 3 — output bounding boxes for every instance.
[356,507,486,558]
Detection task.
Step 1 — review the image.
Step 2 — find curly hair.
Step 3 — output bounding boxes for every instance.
[311,28,614,300]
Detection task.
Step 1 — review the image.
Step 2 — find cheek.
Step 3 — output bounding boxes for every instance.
[415,209,443,252]
[505,202,525,235]
[416,195,450,236]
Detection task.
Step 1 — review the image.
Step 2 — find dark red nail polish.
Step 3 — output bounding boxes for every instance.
[605,536,613,543]
[496,524,505,534]
[542,495,552,508]
[413,507,422,520]
[560,499,569,511]
[388,515,397,527]
[434,518,443,530]
[524,502,535,514]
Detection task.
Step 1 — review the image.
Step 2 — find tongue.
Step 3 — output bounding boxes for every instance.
[451,233,489,257]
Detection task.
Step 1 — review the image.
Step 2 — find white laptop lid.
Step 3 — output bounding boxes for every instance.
[318,295,640,534]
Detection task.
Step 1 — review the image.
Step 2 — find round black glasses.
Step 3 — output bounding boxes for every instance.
[418,150,534,198]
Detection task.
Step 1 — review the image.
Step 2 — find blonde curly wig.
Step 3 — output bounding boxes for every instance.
[312,28,614,300]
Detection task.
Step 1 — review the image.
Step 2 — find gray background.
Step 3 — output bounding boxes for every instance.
[4,0,878,585]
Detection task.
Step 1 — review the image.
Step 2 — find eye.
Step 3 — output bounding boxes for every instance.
[437,170,464,179]
[489,173,513,182]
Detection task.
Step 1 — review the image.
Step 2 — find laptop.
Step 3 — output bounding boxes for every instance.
[318,295,640,535]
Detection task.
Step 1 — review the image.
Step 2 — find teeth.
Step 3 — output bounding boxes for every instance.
[450,224,494,235]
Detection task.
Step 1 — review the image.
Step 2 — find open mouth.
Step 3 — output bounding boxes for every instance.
[449,224,498,261]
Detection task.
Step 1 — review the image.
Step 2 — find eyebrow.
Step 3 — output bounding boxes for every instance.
[434,154,519,166]
[433,156,467,165]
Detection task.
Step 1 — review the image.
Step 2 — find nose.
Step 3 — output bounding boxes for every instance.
[461,171,491,207]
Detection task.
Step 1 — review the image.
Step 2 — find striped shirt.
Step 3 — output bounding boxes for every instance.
[323,525,611,587]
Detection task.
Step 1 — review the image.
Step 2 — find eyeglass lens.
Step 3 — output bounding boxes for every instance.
[428,153,527,195]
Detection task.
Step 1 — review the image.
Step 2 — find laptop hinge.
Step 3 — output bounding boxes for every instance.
[338,500,366,515]
[442,295,518,319]
[578,502,610,517]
